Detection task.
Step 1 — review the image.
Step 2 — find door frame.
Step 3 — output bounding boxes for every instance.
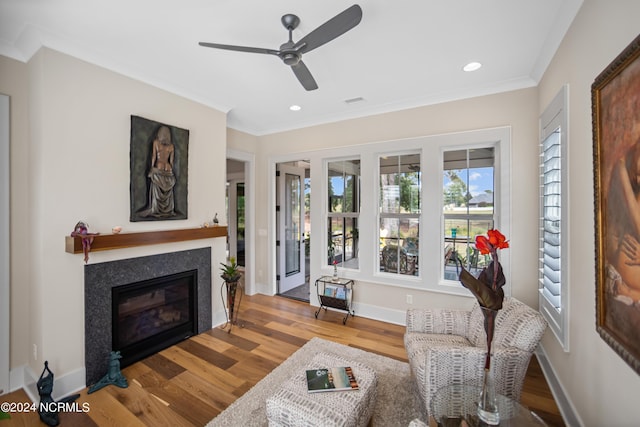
[268,155,311,296]
[226,149,255,295]
[276,163,306,293]
[1,94,10,394]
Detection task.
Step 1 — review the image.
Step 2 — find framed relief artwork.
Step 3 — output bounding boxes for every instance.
[130,115,189,221]
[592,33,640,374]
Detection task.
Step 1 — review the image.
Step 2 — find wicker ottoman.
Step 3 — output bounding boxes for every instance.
[266,352,378,427]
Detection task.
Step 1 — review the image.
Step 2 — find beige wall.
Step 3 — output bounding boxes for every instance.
[537,0,640,424]
[1,48,228,388]
[227,128,259,153]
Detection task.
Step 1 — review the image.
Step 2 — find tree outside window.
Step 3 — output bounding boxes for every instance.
[379,154,421,276]
[327,159,360,269]
[443,148,495,280]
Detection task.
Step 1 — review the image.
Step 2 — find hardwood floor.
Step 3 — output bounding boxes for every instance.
[1,294,565,426]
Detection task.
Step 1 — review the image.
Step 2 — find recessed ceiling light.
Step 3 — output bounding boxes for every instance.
[289,104,301,111]
[463,62,482,72]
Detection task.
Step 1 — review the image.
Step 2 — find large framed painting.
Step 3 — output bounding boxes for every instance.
[593,33,640,375]
[130,115,189,221]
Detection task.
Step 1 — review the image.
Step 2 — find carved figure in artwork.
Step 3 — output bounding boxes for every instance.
[139,125,177,218]
[88,351,129,394]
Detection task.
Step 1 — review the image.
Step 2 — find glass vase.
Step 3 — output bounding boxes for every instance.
[332,264,339,281]
[477,360,500,425]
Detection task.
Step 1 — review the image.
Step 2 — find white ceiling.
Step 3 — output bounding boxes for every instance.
[0,0,583,136]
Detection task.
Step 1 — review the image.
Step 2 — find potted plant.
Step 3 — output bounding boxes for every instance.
[220,256,241,283]
[220,257,242,331]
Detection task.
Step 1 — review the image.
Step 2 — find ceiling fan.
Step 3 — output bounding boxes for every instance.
[198,4,362,91]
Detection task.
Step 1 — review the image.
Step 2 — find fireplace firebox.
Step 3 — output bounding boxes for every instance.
[112,269,197,368]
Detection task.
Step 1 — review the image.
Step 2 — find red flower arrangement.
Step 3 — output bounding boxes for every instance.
[475,229,509,255]
[459,229,509,370]
[459,229,509,311]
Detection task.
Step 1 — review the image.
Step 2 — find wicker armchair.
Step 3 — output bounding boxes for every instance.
[404,297,547,415]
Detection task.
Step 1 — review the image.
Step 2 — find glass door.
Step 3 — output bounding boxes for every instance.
[277,164,306,293]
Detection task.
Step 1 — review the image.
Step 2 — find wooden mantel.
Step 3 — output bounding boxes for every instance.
[65,226,227,254]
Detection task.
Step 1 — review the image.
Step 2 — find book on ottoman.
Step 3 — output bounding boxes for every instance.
[306,367,359,393]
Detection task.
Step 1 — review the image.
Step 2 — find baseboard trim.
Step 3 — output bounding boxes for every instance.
[351,301,407,326]
[18,365,37,402]
[535,346,583,427]
[12,364,86,403]
[9,365,25,393]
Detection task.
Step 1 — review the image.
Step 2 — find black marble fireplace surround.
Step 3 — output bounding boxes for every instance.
[84,247,212,386]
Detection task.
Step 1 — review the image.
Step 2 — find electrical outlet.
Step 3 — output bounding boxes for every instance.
[33,344,37,361]
[406,294,413,304]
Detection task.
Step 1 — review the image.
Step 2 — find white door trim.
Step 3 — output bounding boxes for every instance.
[1,94,10,394]
[277,164,306,293]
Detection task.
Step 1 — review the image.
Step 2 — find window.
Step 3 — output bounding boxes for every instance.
[539,85,569,350]
[295,126,508,293]
[327,159,360,269]
[379,154,420,276]
[442,148,495,280]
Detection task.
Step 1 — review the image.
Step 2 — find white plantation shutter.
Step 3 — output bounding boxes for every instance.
[538,85,569,350]
[541,131,562,308]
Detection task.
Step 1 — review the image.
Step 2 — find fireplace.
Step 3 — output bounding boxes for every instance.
[84,248,212,386]
[112,269,197,368]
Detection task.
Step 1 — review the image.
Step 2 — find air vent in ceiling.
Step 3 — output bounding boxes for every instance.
[344,97,365,105]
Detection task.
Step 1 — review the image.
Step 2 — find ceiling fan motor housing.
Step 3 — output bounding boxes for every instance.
[279,40,301,65]
[281,52,300,66]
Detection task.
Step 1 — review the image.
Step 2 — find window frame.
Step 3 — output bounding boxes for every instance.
[309,127,510,294]
[438,141,509,293]
[538,85,570,350]
[442,147,496,280]
[433,130,511,296]
[327,158,361,269]
[377,151,422,277]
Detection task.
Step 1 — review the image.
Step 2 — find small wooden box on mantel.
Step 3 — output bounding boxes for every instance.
[65,226,228,254]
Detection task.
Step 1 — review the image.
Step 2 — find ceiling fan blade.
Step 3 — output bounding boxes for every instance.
[291,61,318,91]
[295,4,362,54]
[198,42,280,56]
